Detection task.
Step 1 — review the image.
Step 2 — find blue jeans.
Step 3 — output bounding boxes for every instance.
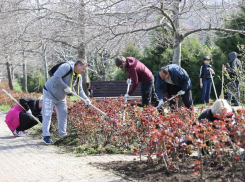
[202,79,212,104]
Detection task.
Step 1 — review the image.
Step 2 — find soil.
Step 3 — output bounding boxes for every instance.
[29,127,245,181]
[93,155,245,182]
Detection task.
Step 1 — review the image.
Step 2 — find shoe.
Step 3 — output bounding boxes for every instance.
[42,136,53,145]
[13,130,27,137]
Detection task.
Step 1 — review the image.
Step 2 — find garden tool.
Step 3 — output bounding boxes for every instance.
[70,91,107,117]
[123,82,131,123]
[219,64,224,99]
[155,93,180,109]
[2,89,42,125]
[209,70,218,100]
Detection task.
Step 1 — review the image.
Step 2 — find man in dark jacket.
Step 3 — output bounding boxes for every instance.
[115,56,159,107]
[156,64,193,109]
[223,52,242,106]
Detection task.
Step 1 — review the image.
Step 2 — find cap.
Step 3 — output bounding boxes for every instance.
[203,56,211,61]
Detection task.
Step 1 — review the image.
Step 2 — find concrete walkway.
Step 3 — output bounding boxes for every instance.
[0,112,137,182]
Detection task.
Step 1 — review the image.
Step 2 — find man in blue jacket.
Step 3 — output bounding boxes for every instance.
[156,64,193,109]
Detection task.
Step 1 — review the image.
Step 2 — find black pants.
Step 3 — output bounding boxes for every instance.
[167,84,193,109]
[141,77,159,107]
[16,113,40,131]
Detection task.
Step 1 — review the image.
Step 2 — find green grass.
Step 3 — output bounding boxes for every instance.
[13,80,22,92]
[0,105,11,112]
[194,103,210,108]
[68,95,80,101]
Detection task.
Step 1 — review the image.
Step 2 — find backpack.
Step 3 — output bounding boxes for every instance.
[48,62,72,77]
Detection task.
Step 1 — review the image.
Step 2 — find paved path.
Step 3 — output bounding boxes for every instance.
[0,112,137,182]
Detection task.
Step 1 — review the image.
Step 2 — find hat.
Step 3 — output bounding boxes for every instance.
[203,56,211,61]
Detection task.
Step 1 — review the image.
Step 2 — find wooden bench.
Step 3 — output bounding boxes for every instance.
[90,80,141,101]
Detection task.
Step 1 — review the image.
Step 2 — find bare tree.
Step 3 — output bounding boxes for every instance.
[88,0,245,66]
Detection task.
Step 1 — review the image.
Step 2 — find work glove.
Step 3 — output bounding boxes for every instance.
[158,99,164,107]
[64,87,72,93]
[126,78,131,85]
[124,94,129,99]
[85,99,91,106]
[177,90,185,95]
[26,109,32,115]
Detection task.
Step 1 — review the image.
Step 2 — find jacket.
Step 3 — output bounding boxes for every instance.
[5,98,42,132]
[126,57,153,95]
[20,98,42,121]
[199,64,214,81]
[198,108,235,122]
[5,104,24,132]
[227,52,242,82]
[44,60,88,101]
[156,64,192,100]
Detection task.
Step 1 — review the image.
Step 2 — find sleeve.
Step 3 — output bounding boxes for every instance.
[198,109,210,122]
[226,60,235,73]
[199,66,203,78]
[53,63,72,90]
[198,109,214,122]
[19,98,35,111]
[127,67,138,95]
[179,68,190,91]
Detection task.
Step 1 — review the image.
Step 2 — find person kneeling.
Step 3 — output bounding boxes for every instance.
[5,96,43,137]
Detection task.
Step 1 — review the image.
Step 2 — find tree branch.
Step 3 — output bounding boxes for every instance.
[184,28,245,38]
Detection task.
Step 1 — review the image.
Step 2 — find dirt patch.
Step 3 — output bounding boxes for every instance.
[93,156,245,182]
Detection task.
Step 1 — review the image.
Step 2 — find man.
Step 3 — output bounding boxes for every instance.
[156,64,193,109]
[223,52,242,106]
[42,59,91,144]
[115,56,159,107]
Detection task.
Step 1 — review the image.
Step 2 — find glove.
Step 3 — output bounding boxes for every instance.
[85,99,91,106]
[177,90,185,95]
[158,99,164,107]
[126,78,131,85]
[26,109,32,115]
[124,94,129,98]
[64,87,72,93]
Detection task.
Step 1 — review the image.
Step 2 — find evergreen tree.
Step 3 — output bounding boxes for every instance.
[216,7,245,55]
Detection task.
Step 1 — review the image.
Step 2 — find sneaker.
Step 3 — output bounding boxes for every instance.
[42,136,53,145]
[13,130,27,137]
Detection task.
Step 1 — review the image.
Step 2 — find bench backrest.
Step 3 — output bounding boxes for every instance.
[90,81,141,97]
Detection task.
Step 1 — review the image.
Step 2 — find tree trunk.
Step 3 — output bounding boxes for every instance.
[172,35,182,66]
[6,62,14,90]
[42,44,48,82]
[11,66,15,82]
[78,42,88,96]
[23,62,28,92]
[78,0,88,96]
[172,0,182,66]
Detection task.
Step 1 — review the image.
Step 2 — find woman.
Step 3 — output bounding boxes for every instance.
[198,99,244,155]
[5,96,43,137]
[198,99,234,122]
[199,56,215,104]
